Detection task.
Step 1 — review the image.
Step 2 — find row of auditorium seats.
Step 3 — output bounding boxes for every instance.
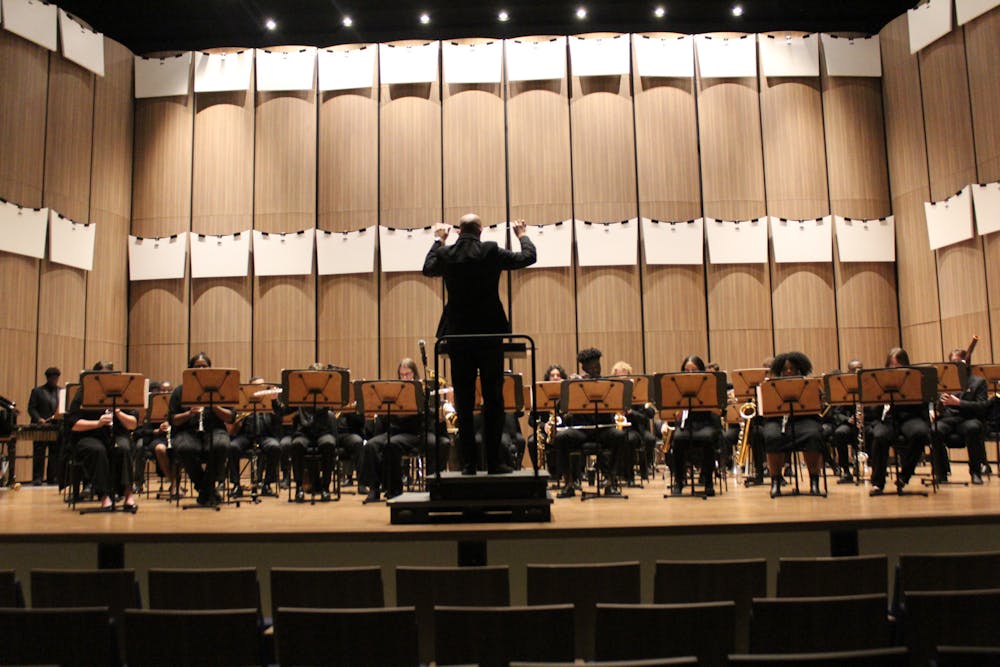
[1,551,998,666]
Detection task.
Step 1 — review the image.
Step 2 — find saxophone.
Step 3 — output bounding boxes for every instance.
[734,398,757,470]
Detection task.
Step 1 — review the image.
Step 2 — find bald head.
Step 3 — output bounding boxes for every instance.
[458,213,482,236]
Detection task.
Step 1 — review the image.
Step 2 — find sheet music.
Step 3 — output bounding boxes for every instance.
[252,228,314,276]
[705,218,768,264]
[821,34,881,77]
[505,37,567,82]
[318,45,376,91]
[575,219,638,267]
[194,50,253,93]
[316,227,376,275]
[759,33,819,77]
[190,231,250,278]
[770,216,832,263]
[1,0,57,51]
[956,0,1000,25]
[379,41,439,85]
[48,211,95,271]
[972,182,1000,237]
[524,221,573,269]
[925,186,974,250]
[695,34,757,79]
[128,233,187,281]
[135,52,192,98]
[58,9,104,76]
[642,218,704,265]
[907,0,953,54]
[255,47,316,92]
[442,40,502,84]
[0,200,47,259]
[834,216,896,263]
[633,34,694,78]
[569,34,630,77]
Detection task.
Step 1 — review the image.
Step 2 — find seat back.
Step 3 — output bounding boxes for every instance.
[125,608,261,667]
[750,594,890,654]
[147,567,260,615]
[434,604,574,667]
[935,645,1000,667]
[595,601,735,667]
[0,570,24,607]
[270,566,384,616]
[31,568,140,615]
[0,606,113,667]
[653,558,766,653]
[897,551,1000,596]
[903,588,1000,667]
[728,647,908,666]
[776,555,888,597]
[275,606,418,667]
[395,564,509,664]
[510,659,697,667]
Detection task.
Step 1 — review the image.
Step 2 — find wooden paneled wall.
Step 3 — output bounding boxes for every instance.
[881,9,999,363]
[0,32,132,414]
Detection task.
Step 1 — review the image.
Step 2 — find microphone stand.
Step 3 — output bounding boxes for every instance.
[419,340,435,480]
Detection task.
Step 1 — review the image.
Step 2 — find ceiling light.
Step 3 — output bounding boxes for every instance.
[731,4,744,17]
[654,6,666,18]
[419,12,431,24]
[264,18,277,31]
[342,16,353,27]
[576,6,587,19]
[498,10,510,22]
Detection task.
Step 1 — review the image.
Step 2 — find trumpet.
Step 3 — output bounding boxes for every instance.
[734,398,757,470]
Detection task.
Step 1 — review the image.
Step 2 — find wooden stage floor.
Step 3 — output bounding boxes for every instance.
[2,467,999,545]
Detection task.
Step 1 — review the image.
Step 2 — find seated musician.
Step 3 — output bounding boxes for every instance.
[762,352,825,497]
[337,408,367,494]
[362,358,439,503]
[169,352,233,507]
[228,376,282,498]
[933,348,988,485]
[134,380,175,497]
[28,366,62,486]
[868,347,932,496]
[473,401,526,470]
[66,361,138,511]
[554,348,627,498]
[666,355,721,497]
[822,358,864,484]
[527,364,568,476]
[611,361,656,483]
[288,363,339,503]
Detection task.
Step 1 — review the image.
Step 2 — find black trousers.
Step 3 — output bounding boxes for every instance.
[671,423,720,487]
[75,435,132,498]
[869,417,929,488]
[449,338,504,470]
[364,431,437,497]
[337,432,364,478]
[32,434,62,483]
[555,427,628,483]
[827,423,858,472]
[173,429,229,493]
[228,434,281,484]
[290,434,335,490]
[934,416,987,476]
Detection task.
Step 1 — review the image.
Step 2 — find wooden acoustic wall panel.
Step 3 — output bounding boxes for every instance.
[507,68,576,374]
[0,32,47,411]
[965,9,1000,357]
[130,92,193,384]
[379,55,442,376]
[822,72,898,367]
[38,53,94,383]
[190,82,254,375]
[85,39,133,370]
[318,71,379,380]
[759,46,838,373]
[698,54,771,371]
[633,35,706,372]
[254,77,317,380]
[571,43,642,370]
[880,15,941,362]
[920,30,991,361]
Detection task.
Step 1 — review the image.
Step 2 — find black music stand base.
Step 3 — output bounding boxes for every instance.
[391,470,552,524]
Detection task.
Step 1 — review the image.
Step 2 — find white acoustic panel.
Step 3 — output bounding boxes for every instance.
[190,231,250,278]
[569,34,630,77]
[525,221,573,269]
[58,10,103,76]
[925,186,974,250]
[835,216,896,263]
[194,50,253,93]
[759,33,819,77]
[575,219,638,267]
[505,37,567,81]
[956,0,1000,24]
[972,182,1000,236]
[695,34,757,79]
[443,40,502,84]
[642,218,704,265]
[634,34,694,78]
[128,233,187,281]
[705,218,768,264]
[2,0,57,51]
[317,227,376,275]
[135,52,192,98]
[379,41,439,85]
[820,34,882,77]
[318,45,376,91]
[252,228,314,276]
[770,216,832,263]
[255,47,316,92]
[379,226,438,272]
[48,211,94,270]
[0,200,47,259]
[908,0,953,54]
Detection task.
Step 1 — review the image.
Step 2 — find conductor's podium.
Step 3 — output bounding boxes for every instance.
[388,470,552,524]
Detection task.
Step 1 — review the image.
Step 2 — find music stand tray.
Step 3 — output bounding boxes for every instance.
[757,376,827,498]
[179,368,240,511]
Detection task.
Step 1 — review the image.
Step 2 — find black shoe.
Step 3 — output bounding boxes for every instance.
[461,465,477,476]
[837,472,854,484]
[869,486,884,496]
[809,476,821,496]
[363,489,380,504]
[357,483,368,495]
[261,484,276,497]
[295,489,305,503]
[278,478,290,490]
[32,478,42,486]
[895,478,907,494]
[231,486,244,498]
[704,485,716,497]
[770,479,782,498]
[196,491,212,506]
[971,473,984,485]
[320,490,331,502]
[556,485,575,498]
[488,464,513,475]
[671,483,684,495]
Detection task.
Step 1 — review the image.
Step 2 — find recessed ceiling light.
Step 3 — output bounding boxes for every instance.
[654,6,666,18]
[498,10,510,22]
[731,4,744,17]
[264,18,277,31]
[342,16,353,28]
[419,12,431,24]
[576,6,587,19]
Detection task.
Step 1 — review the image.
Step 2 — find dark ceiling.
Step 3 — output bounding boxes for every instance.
[56,0,916,55]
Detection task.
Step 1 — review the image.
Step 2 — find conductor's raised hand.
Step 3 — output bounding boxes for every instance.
[511,220,527,238]
[434,222,451,242]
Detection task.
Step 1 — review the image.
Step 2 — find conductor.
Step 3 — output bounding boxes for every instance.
[423,214,536,475]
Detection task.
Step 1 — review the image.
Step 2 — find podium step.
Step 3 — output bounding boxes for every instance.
[426,469,550,501]
[388,492,552,524]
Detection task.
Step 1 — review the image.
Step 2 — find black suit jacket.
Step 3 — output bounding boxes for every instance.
[422,232,536,338]
[942,374,988,420]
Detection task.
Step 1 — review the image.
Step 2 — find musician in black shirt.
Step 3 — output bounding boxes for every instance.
[934,348,989,485]
[228,376,281,498]
[28,366,62,485]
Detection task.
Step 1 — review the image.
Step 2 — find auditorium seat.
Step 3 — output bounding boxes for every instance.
[749,594,891,654]
[902,588,1000,667]
[270,566,384,616]
[894,551,1000,609]
[935,645,1000,666]
[511,659,697,667]
[654,558,766,653]
[147,566,261,618]
[595,601,735,667]
[125,608,261,667]
[728,647,908,666]
[527,561,640,660]
[395,564,509,664]
[0,606,113,666]
[434,603,574,667]
[0,569,24,607]
[275,606,418,667]
[775,555,888,597]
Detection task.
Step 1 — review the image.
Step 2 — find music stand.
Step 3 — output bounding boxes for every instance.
[919,362,970,488]
[180,368,240,510]
[559,378,632,500]
[824,371,865,485]
[355,379,423,503]
[652,372,727,499]
[232,383,281,504]
[282,370,350,503]
[757,376,827,497]
[78,371,146,514]
[858,366,937,496]
[731,369,767,484]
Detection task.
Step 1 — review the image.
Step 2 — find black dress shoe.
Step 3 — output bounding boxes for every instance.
[295,489,305,503]
[363,489,380,504]
[231,486,244,498]
[971,473,984,485]
[461,465,477,476]
[895,478,907,494]
[261,484,276,497]
[320,490,331,502]
[809,476,822,496]
[869,486,884,496]
[704,485,716,497]
[770,479,782,498]
[488,464,513,475]
[837,472,854,485]
[671,483,684,495]
[556,485,575,498]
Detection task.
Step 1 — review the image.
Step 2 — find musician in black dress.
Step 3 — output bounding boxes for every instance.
[228,376,282,498]
[527,364,568,476]
[868,348,932,496]
[66,361,138,511]
[933,348,989,485]
[28,366,62,485]
[763,352,825,497]
[668,355,721,497]
[169,352,233,506]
